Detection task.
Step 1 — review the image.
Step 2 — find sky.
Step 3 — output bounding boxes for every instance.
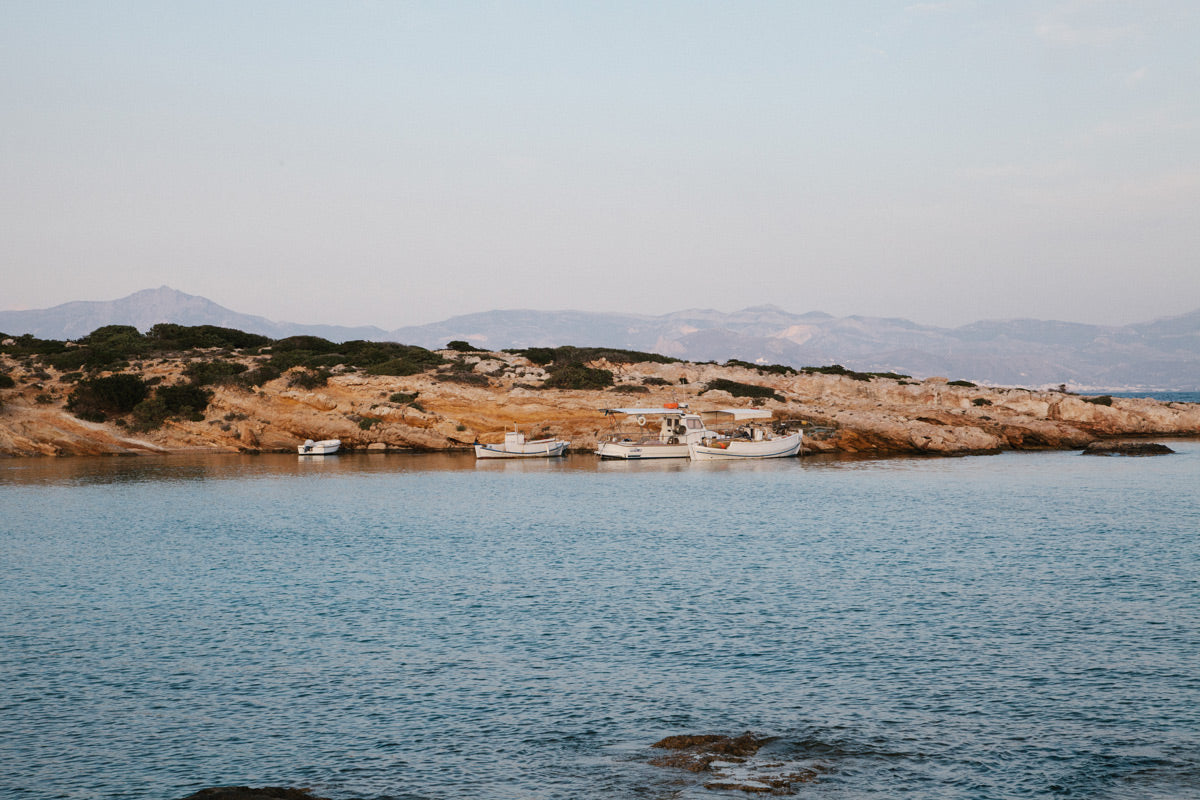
[2,1,1198,330]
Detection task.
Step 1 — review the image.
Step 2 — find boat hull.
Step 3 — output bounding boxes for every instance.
[688,432,803,460]
[298,439,341,455]
[595,441,692,459]
[474,440,569,458]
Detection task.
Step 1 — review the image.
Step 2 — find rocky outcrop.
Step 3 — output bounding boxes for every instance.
[2,350,1199,457]
[1082,441,1175,456]
[649,732,826,794]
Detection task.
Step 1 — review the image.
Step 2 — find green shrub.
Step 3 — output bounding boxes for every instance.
[436,371,490,386]
[725,359,797,376]
[0,334,69,357]
[542,363,614,390]
[235,365,282,388]
[948,380,977,387]
[35,393,54,404]
[702,378,784,402]
[0,373,14,389]
[157,383,211,418]
[365,349,445,376]
[44,349,91,371]
[446,340,482,352]
[146,323,271,350]
[506,346,678,366]
[131,383,212,428]
[641,376,671,386]
[67,374,150,421]
[800,364,872,381]
[389,392,419,404]
[972,398,992,406]
[131,394,169,428]
[1083,395,1114,406]
[184,360,248,386]
[287,368,332,389]
[358,416,382,430]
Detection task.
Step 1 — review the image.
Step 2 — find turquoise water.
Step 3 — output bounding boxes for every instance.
[1107,391,1200,403]
[2,446,1199,800]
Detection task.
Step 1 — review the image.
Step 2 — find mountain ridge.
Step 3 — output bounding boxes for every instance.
[2,287,1198,390]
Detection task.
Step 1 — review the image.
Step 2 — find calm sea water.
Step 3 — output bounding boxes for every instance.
[1107,391,1200,403]
[2,444,1199,800]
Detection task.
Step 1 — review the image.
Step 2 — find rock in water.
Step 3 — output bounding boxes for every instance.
[1082,441,1175,456]
[649,732,825,794]
[177,788,331,800]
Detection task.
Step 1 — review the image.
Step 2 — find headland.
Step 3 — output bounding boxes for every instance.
[2,326,1198,457]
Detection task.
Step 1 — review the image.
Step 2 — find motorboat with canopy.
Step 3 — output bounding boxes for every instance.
[594,404,710,459]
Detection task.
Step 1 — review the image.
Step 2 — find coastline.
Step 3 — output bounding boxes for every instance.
[3,347,1199,458]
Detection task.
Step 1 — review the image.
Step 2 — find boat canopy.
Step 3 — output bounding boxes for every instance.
[706,408,773,421]
[601,406,691,416]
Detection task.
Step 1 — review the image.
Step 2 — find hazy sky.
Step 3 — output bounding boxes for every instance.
[3,1,1198,329]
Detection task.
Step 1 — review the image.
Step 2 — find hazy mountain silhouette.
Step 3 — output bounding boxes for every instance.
[3,287,1197,390]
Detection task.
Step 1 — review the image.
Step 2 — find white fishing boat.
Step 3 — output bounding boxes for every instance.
[689,409,802,460]
[595,405,711,459]
[474,429,569,458]
[298,438,341,455]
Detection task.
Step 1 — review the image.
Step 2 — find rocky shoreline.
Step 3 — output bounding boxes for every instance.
[3,346,1199,458]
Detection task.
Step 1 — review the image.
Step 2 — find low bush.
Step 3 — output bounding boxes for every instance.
[948,380,977,387]
[364,347,445,376]
[146,323,271,351]
[1083,395,1114,406]
[389,392,419,404]
[725,359,797,376]
[702,378,784,402]
[0,373,14,389]
[235,365,282,388]
[506,346,678,366]
[542,363,614,390]
[185,360,248,386]
[436,371,490,386]
[446,340,482,352]
[800,364,872,381]
[67,374,151,422]
[972,398,992,406]
[287,368,332,389]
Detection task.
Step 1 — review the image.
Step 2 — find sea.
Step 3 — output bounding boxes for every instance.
[2,439,1199,800]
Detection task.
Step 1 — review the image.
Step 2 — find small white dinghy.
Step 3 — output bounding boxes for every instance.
[298,438,341,455]
[474,429,569,459]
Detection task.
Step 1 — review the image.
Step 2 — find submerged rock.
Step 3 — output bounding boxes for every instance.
[650,732,773,772]
[649,732,825,794]
[1082,441,1175,456]
[177,788,331,800]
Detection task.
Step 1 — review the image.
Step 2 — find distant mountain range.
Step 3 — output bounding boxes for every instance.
[3,287,1198,390]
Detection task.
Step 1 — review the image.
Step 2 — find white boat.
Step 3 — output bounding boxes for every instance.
[298,438,341,455]
[595,405,711,459]
[474,429,569,458]
[689,409,803,460]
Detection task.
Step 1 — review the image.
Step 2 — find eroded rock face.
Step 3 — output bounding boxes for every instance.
[3,350,1199,457]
